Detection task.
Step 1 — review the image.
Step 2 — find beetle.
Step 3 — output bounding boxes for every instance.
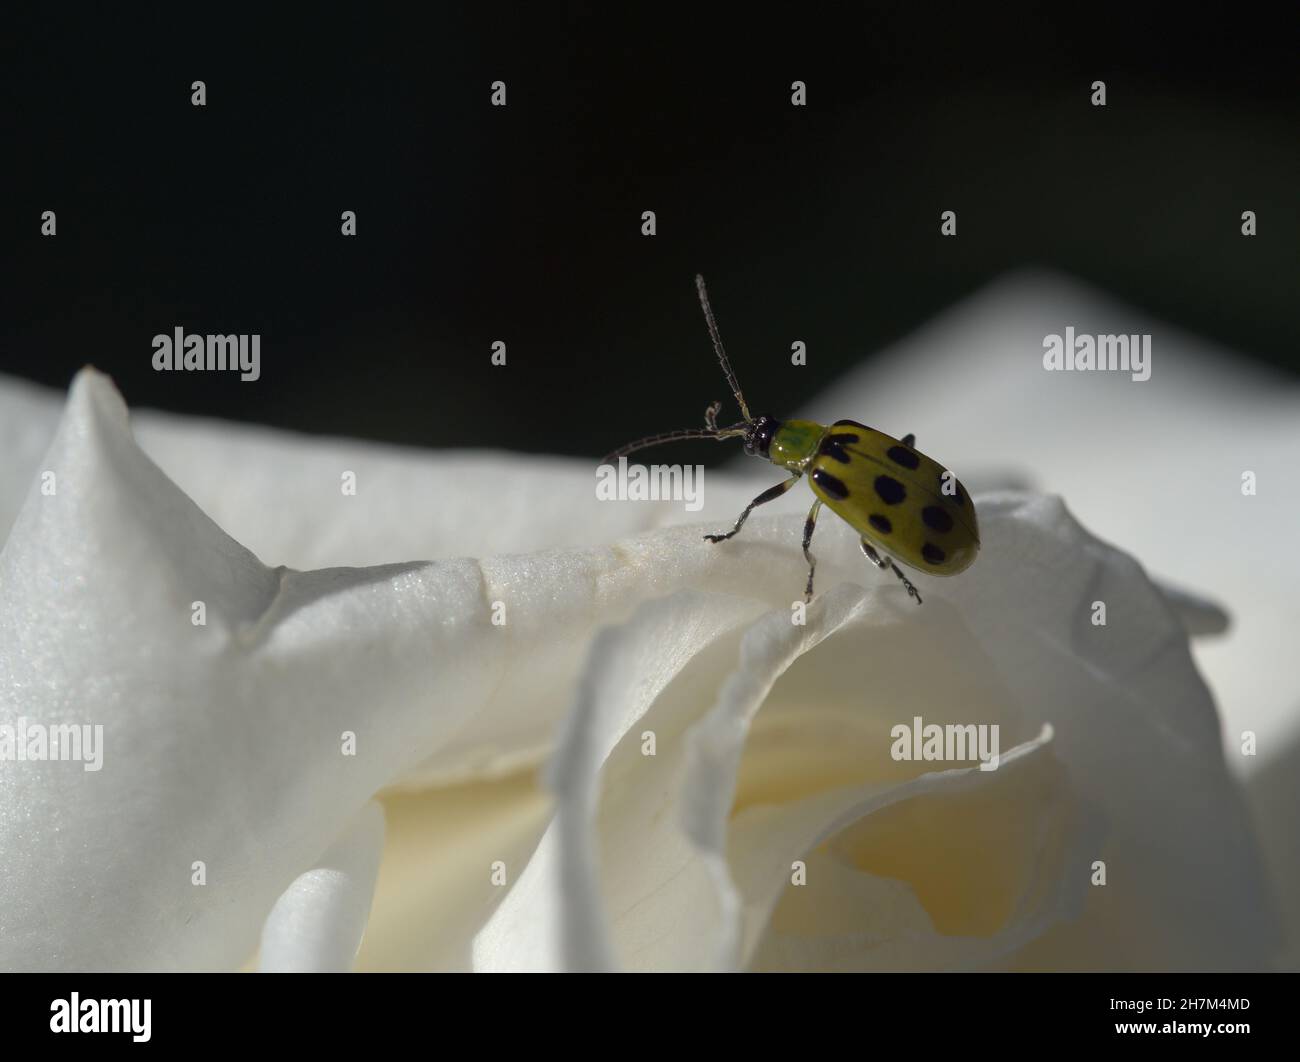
[600,275,979,604]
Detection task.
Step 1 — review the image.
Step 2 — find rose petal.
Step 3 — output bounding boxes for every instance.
[476,492,1277,970]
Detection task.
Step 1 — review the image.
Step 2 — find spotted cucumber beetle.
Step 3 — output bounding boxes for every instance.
[601,275,979,603]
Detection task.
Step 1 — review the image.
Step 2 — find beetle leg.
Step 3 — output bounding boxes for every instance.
[889,559,923,604]
[859,540,887,569]
[802,499,823,602]
[901,433,916,448]
[704,474,800,543]
[860,538,923,605]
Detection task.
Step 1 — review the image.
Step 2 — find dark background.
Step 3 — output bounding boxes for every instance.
[4,5,1298,458]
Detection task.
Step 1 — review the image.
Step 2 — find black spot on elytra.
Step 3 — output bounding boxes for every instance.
[874,475,906,505]
[922,543,946,565]
[868,513,892,534]
[886,445,920,470]
[812,468,849,499]
[819,432,860,464]
[922,506,954,533]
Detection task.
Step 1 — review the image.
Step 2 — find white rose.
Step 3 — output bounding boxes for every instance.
[0,273,1291,971]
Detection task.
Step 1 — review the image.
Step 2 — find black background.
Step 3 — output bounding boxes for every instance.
[7,972,1288,1045]
[4,5,1298,458]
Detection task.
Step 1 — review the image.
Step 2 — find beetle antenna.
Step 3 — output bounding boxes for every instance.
[600,423,748,466]
[696,274,752,424]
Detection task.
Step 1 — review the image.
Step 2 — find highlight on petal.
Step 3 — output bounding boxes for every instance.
[258,801,386,972]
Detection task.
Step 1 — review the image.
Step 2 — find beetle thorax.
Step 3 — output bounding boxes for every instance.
[766,419,828,470]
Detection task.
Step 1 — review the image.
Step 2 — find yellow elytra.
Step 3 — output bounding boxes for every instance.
[601,276,980,603]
